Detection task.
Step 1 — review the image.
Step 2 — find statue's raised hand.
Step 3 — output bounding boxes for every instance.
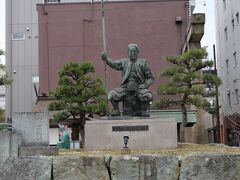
[101,52,108,61]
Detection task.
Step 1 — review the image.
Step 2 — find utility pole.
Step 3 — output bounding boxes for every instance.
[213,44,220,143]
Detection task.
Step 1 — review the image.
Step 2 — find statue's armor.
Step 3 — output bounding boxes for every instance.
[126,62,139,92]
[103,46,154,116]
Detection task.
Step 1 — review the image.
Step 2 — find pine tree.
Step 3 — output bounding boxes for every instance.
[157,48,221,142]
[0,49,11,123]
[48,61,108,145]
[0,49,11,86]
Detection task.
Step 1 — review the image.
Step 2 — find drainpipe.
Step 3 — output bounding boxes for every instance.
[6,0,13,123]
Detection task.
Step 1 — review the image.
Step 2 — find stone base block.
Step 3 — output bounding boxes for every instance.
[0,131,22,157]
[53,156,109,180]
[85,118,177,150]
[180,154,240,179]
[12,112,49,146]
[121,148,132,154]
[110,155,179,180]
[19,146,59,156]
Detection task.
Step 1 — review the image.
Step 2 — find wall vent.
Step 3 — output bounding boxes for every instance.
[12,33,25,41]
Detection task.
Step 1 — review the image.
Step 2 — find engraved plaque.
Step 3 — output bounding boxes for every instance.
[112,125,148,131]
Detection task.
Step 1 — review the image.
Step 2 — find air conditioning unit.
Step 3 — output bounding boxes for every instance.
[175,16,182,24]
[44,0,60,3]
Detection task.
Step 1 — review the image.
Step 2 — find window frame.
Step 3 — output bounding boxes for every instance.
[226,59,229,73]
[224,27,228,41]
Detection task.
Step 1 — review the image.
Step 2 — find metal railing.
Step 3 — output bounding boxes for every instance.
[0,123,13,131]
[226,116,240,146]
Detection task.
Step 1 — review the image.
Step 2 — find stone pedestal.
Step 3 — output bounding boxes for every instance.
[85,118,177,150]
[19,146,59,156]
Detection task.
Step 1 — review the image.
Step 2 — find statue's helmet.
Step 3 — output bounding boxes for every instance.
[128,44,139,54]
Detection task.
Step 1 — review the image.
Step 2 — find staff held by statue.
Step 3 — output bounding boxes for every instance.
[101,0,107,85]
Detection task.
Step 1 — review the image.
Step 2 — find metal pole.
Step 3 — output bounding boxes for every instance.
[213,44,220,143]
[101,0,107,85]
[6,0,13,123]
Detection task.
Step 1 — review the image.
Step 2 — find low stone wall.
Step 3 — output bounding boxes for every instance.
[1,154,240,180]
[0,157,52,180]
[109,155,179,180]
[180,154,240,180]
[53,156,109,180]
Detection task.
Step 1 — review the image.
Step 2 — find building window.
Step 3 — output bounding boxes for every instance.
[226,59,229,73]
[232,18,235,30]
[236,12,239,24]
[233,52,237,67]
[227,90,231,106]
[224,27,228,40]
[235,88,239,104]
[0,97,5,110]
[223,0,226,11]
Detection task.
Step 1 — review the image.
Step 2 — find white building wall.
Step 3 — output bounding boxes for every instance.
[6,0,42,121]
[215,0,240,116]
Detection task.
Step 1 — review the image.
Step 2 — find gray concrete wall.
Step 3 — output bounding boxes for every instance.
[12,112,49,146]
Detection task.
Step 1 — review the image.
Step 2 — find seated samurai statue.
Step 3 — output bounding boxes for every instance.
[101,44,154,117]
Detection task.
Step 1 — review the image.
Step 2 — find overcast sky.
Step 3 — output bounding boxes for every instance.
[0,0,215,63]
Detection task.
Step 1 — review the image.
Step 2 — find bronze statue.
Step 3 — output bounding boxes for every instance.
[101,44,154,116]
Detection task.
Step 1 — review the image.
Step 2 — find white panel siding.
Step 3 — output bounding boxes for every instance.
[216,0,240,116]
